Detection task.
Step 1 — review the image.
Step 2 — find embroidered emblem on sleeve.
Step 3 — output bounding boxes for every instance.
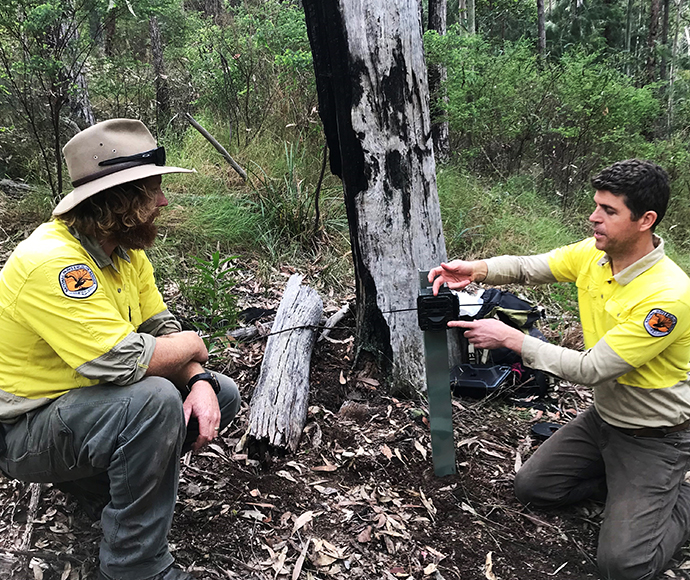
[644,308,677,337]
[59,264,98,299]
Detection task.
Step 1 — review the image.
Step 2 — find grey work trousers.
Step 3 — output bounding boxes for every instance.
[514,406,690,580]
[0,373,240,580]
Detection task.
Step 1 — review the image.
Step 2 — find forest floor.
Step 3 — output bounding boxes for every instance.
[3,274,690,580]
[1,196,690,580]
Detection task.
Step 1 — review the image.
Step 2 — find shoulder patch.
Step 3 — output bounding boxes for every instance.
[644,308,677,337]
[59,264,98,299]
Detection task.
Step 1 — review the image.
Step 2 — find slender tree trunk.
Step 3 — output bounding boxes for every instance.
[660,0,671,80]
[149,16,170,135]
[60,16,95,128]
[625,0,634,74]
[104,13,116,56]
[668,0,684,129]
[537,0,546,55]
[303,0,449,394]
[467,0,476,34]
[458,0,467,31]
[647,0,661,82]
[428,0,450,162]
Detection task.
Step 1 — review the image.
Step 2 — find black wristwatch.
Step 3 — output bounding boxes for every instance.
[185,372,221,395]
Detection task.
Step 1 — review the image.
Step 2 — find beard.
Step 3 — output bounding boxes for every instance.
[113,209,160,250]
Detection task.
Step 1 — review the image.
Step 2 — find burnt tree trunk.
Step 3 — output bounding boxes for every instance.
[660,0,671,81]
[537,0,546,56]
[303,0,449,395]
[647,0,661,82]
[428,0,450,162]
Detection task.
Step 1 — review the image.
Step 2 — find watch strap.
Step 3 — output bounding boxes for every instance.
[186,372,220,394]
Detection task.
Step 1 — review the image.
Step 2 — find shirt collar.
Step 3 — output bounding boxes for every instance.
[67,226,131,271]
[596,234,665,285]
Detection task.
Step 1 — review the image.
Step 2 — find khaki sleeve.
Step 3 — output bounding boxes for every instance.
[138,309,182,337]
[76,331,157,386]
[521,335,634,385]
[484,254,556,286]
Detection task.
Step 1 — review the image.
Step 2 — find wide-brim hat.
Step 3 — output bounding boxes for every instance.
[53,118,195,216]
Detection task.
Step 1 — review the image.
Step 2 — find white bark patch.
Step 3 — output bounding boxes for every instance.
[340,0,448,390]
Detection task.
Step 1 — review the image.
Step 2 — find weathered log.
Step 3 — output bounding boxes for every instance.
[318,303,350,342]
[185,113,247,181]
[0,179,33,199]
[227,321,273,342]
[247,274,323,453]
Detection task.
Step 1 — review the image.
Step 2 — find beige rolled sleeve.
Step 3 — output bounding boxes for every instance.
[521,335,634,385]
[484,253,556,286]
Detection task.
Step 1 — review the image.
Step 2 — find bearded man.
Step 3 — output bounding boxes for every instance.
[0,119,240,580]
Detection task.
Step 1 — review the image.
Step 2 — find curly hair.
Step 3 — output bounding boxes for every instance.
[590,159,670,230]
[58,180,158,241]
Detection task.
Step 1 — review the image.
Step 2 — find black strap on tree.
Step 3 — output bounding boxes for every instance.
[417,271,457,477]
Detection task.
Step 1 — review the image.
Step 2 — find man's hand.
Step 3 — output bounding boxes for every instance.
[183,381,222,451]
[450,319,525,354]
[428,260,488,295]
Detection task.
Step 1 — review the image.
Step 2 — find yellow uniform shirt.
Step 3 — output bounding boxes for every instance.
[0,220,172,420]
[486,237,690,428]
[548,237,690,390]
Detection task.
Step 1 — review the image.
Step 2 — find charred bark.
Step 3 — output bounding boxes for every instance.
[149,16,170,135]
[303,0,449,394]
[537,0,546,56]
[647,0,661,82]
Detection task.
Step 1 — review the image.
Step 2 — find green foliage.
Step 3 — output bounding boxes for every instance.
[474,0,537,43]
[183,251,239,353]
[0,0,103,195]
[184,0,315,146]
[251,141,328,248]
[426,31,666,208]
[438,168,582,260]
[546,0,627,56]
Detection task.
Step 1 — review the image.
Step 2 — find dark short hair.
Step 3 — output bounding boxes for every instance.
[58,179,158,240]
[590,159,670,230]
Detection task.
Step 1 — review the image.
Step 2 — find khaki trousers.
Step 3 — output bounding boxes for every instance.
[514,406,690,580]
[0,374,240,580]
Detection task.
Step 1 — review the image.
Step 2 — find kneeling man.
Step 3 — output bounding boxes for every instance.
[430,159,690,580]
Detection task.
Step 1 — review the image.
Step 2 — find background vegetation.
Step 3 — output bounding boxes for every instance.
[3,0,690,343]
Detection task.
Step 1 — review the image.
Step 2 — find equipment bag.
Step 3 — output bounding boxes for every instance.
[474,287,543,330]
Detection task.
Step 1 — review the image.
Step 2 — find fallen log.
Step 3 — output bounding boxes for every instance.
[318,302,350,342]
[0,179,33,199]
[227,321,273,342]
[247,274,323,453]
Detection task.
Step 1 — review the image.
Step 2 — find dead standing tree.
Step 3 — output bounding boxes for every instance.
[302,0,449,394]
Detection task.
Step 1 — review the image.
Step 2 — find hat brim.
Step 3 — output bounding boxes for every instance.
[52,164,196,216]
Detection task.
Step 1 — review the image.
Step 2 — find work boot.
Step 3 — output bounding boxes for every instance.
[98,565,194,580]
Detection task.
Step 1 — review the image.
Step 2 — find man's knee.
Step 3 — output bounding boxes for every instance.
[126,377,185,434]
[216,375,241,426]
[597,548,656,580]
[514,462,554,506]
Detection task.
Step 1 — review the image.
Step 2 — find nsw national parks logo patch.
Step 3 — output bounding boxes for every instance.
[644,308,677,337]
[59,264,98,299]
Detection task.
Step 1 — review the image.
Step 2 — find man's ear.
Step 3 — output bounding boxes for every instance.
[638,210,657,232]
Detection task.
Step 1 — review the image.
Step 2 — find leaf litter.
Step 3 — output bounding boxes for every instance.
[2,277,690,579]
